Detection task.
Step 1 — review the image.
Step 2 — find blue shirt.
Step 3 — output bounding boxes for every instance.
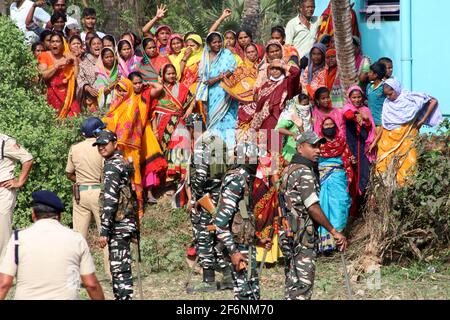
[367,82,385,126]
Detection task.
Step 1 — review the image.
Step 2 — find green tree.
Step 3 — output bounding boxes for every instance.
[0,16,82,228]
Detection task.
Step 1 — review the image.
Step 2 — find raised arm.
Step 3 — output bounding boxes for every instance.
[142,4,167,34]
[25,0,44,30]
[209,8,232,33]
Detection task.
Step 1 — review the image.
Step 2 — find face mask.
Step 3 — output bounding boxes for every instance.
[269,74,285,82]
[322,126,337,138]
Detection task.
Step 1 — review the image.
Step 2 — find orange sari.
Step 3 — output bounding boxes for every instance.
[38,51,80,118]
[103,78,148,217]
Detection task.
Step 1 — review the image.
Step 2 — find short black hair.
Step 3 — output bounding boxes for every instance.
[31,41,44,53]
[128,71,143,81]
[50,11,67,24]
[237,29,253,40]
[298,93,309,102]
[271,26,286,39]
[40,29,53,42]
[370,62,387,80]
[82,7,97,18]
[378,57,393,65]
[102,34,116,47]
[32,203,60,219]
[206,32,222,45]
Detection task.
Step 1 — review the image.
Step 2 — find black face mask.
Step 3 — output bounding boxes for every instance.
[322,126,337,138]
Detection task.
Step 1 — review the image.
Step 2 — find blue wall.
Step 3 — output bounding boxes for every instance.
[314,0,449,116]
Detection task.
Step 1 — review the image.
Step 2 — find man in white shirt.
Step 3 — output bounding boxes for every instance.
[9,0,50,43]
[49,0,78,28]
[80,7,105,42]
[285,0,321,60]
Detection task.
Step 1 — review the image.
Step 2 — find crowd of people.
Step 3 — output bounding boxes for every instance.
[0,0,443,300]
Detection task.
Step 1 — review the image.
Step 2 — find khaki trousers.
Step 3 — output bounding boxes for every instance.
[72,187,110,277]
[0,188,16,259]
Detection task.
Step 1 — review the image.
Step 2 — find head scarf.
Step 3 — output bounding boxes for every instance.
[156,25,173,35]
[117,39,141,78]
[343,85,377,162]
[167,33,184,55]
[325,48,337,90]
[382,78,443,130]
[319,117,353,185]
[307,43,327,84]
[95,47,119,83]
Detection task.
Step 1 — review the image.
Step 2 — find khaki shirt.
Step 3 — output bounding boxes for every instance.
[66,138,103,185]
[0,134,33,183]
[0,219,96,300]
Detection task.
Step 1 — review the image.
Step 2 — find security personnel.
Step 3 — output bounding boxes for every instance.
[213,142,271,300]
[186,113,233,291]
[279,131,347,300]
[95,130,137,300]
[66,117,110,277]
[0,190,104,300]
[0,133,33,258]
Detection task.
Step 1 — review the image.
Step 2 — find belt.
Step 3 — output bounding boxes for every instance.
[79,185,101,191]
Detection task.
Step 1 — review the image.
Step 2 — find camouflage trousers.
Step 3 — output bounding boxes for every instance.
[230,244,260,300]
[279,220,318,300]
[108,235,133,300]
[191,209,228,270]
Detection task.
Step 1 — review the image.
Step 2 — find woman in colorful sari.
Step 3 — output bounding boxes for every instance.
[234,29,264,61]
[117,39,141,78]
[135,37,170,83]
[102,78,147,217]
[312,87,346,140]
[155,25,172,56]
[251,59,300,155]
[270,26,300,66]
[196,32,239,144]
[77,35,103,111]
[325,48,344,109]
[220,43,260,142]
[153,64,195,180]
[94,47,119,113]
[373,78,441,186]
[343,86,376,219]
[301,43,327,99]
[128,71,167,204]
[38,32,80,118]
[318,117,353,253]
[167,33,185,77]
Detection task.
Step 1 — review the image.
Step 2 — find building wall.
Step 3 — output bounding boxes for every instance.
[314,0,449,116]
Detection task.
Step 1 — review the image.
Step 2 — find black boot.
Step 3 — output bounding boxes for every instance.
[218,266,234,290]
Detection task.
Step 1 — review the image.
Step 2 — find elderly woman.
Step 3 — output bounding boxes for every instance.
[38,32,80,118]
[372,78,442,186]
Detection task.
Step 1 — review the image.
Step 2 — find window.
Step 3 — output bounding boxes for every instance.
[361,0,400,21]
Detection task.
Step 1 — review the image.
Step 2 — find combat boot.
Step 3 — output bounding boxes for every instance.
[186,268,217,293]
[218,266,234,290]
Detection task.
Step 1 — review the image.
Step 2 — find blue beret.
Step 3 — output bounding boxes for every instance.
[32,190,65,212]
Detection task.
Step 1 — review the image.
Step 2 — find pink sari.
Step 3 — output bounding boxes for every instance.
[312,106,346,141]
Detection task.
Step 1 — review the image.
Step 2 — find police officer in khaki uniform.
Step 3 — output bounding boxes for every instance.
[0,190,104,300]
[0,133,33,258]
[66,117,110,276]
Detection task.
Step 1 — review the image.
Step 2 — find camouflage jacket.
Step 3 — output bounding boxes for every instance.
[100,151,137,238]
[280,154,320,221]
[190,132,228,200]
[214,167,255,254]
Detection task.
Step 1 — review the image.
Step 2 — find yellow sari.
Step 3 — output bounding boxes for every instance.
[376,121,418,186]
[103,78,148,217]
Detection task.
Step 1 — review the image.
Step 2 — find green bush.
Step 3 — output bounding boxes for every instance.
[0,16,83,228]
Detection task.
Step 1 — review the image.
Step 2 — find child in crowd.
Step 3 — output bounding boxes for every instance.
[378,57,393,80]
[366,62,387,128]
[275,94,312,162]
[80,8,105,42]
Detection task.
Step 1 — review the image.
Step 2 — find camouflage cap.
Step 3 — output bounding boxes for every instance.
[295,131,327,145]
[92,130,117,146]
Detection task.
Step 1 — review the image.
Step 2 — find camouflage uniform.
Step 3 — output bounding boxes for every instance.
[100,150,137,300]
[279,156,320,300]
[214,167,259,300]
[190,133,229,270]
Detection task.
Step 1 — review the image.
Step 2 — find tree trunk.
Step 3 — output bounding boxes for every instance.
[102,0,121,37]
[0,0,7,16]
[240,0,261,41]
[331,0,358,94]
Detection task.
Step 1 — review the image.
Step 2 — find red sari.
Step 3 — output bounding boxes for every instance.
[38,52,80,117]
[250,66,300,153]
